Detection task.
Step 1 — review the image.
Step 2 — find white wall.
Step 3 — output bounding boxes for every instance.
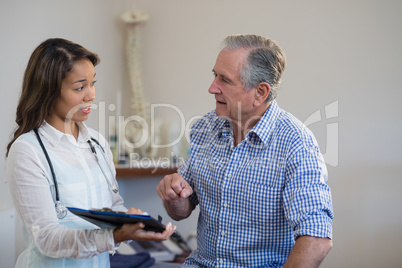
[1,0,401,267]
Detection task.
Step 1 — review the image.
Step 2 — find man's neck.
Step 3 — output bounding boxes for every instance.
[232,103,270,147]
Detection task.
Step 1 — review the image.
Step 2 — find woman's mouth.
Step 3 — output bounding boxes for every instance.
[80,107,91,114]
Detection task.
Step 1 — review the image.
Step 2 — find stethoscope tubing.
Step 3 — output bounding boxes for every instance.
[87,139,119,193]
[34,129,118,219]
[34,129,60,201]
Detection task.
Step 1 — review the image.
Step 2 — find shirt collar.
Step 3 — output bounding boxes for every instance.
[39,121,92,147]
[219,100,281,145]
[247,100,281,145]
[220,118,233,140]
[76,122,92,141]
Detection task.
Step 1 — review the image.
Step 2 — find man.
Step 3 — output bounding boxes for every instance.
[157,34,334,267]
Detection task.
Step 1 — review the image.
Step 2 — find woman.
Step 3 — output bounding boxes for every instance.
[6,38,175,267]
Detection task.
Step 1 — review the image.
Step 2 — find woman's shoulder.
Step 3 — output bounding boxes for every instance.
[11,130,37,147]
[7,130,41,159]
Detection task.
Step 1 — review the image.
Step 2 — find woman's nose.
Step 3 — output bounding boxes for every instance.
[85,86,95,101]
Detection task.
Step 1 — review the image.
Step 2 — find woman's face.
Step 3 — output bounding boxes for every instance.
[47,59,96,133]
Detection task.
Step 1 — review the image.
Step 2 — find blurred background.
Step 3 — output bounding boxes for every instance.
[1,0,401,267]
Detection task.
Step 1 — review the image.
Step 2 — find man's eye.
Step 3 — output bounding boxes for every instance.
[91,80,97,86]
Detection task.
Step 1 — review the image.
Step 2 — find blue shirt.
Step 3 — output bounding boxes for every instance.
[179,101,334,267]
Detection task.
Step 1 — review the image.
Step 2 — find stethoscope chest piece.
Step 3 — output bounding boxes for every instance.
[55,201,67,219]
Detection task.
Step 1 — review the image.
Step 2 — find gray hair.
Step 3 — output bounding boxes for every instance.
[222,34,286,103]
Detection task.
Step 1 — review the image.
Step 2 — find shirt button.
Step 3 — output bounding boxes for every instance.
[223,202,228,208]
[221,231,225,236]
[91,181,95,186]
[227,173,231,178]
[219,259,224,264]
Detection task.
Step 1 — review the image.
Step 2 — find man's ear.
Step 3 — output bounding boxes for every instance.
[254,82,270,106]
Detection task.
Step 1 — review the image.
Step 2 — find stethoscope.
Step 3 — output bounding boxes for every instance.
[34,129,119,219]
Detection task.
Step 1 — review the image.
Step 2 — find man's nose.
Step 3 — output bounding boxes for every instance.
[208,79,221,94]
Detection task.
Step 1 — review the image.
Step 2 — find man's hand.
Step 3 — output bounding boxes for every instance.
[156,173,195,220]
[157,173,193,201]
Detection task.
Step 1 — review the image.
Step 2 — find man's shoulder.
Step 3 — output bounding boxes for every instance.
[276,109,304,130]
[273,108,320,156]
[274,108,316,141]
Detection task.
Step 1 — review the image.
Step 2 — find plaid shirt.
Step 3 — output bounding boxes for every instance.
[179,100,333,268]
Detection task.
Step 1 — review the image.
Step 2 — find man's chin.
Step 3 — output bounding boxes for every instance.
[215,110,229,119]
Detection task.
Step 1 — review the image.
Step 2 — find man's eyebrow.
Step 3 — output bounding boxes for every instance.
[212,69,235,85]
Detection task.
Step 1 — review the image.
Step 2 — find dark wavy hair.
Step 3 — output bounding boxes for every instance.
[6,38,100,156]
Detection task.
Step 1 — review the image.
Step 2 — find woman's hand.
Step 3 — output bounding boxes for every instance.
[126,207,145,215]
[113,207,176,244]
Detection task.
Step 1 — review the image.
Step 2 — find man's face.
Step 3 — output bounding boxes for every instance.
[208,48,257,124]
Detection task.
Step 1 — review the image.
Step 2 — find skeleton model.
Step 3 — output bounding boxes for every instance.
[121,9,158,158]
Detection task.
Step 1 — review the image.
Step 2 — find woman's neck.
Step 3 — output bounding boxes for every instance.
[46,119,79,141]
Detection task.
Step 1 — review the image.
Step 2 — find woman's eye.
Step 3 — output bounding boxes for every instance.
[76,87,83,91]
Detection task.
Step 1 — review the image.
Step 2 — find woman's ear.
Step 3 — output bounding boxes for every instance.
[254,82,270,106]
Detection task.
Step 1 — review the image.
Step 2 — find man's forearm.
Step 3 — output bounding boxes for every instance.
[164,198,195,221]
[284,236,333,268]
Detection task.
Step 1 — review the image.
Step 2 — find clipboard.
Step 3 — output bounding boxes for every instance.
[67,207,180,239]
